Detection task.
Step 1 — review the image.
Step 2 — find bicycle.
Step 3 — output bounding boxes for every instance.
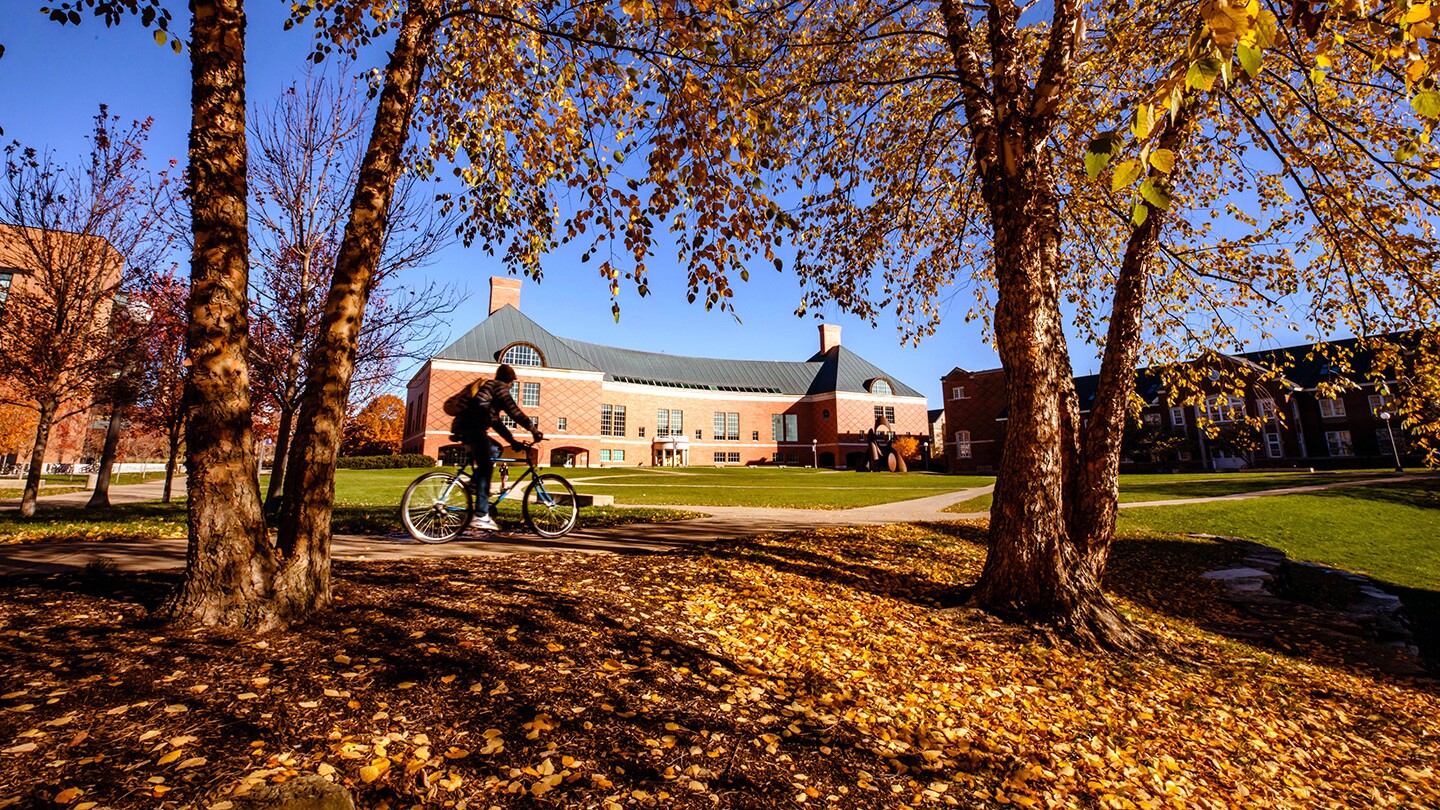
[399,441,579,543]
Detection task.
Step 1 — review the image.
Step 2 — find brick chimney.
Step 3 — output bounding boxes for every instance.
[818,324,841,354]
[489,276,522,314]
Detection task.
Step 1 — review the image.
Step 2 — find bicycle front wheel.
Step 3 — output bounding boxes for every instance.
[400,472,473,543]
[522,474,579,538]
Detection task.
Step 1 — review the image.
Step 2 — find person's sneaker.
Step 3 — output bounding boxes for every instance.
[468,513,501,533]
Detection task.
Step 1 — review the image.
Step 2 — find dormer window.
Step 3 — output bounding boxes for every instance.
[501,343,544,367]
[869,378,893,396]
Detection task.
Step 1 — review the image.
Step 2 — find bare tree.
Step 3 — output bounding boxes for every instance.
[0,108,168,516]
[248,65,458,507]
[129,268,189,502]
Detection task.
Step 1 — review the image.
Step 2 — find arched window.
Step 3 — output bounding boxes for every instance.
[501,343,543,367]
[869,378,893,396]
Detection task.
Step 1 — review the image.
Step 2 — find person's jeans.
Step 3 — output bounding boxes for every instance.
[468,438,497,516]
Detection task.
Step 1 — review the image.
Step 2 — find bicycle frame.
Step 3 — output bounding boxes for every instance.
[441,446,559,515]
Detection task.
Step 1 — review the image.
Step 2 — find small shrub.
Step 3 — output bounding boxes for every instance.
[335,453,437,470]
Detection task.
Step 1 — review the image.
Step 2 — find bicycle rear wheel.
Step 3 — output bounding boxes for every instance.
[401,472,473,543]
[521,474,579,538]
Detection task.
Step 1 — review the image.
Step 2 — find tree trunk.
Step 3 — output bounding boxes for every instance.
[274,0,435,617]
[967,171,1148,651]
[85,401,125,509]
[161,0,279,628]
[265,403,295,505]
[162,416,182,503]
[19,399,58,518]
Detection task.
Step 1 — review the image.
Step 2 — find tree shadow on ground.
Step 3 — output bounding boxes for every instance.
[704,520,1436,680]
[0,555,1027,809]
[698,523,978,610]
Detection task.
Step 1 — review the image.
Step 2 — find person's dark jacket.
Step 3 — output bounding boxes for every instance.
[445,378,535,445]
[475,378,534,434]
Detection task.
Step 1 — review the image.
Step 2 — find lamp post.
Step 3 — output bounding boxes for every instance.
[921,439,929,472]
[811,438,818,468]
[1379,411,1404,473]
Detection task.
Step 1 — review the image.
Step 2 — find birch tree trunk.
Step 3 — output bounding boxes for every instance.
[274,0,436,616]
[85,400,125,508]
[19,398,58,518]
[161,0,279,628]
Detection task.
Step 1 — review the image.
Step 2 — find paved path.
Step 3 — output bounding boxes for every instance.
[0,474,1426,575]
[0,477,185,509]
[0,482,997,575]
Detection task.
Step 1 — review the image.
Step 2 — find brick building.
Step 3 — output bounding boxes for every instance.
[941,335,1431,472]
[402,277,930,467]
[0,224,123,468]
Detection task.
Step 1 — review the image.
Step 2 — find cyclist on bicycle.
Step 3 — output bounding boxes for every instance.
[442,363,543,532]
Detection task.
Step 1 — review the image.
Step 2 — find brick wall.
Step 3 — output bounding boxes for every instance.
[940,369,1008,471]
[402,361,931,469]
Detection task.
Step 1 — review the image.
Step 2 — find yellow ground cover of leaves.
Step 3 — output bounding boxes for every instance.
[0,523,1434,809]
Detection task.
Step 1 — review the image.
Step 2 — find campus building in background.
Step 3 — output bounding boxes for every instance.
[402,277,929,467]
[0,224,123,469]
[942,335,1431,472]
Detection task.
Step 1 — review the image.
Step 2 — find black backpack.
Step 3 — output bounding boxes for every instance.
[444,383,493,443]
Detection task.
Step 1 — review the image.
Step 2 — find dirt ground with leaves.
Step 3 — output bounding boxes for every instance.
[1,523,1436,809]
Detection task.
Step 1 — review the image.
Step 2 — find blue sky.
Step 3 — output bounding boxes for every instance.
[2,4,1075,407]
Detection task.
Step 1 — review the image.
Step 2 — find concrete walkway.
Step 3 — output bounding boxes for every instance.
[0,474,1425,576]
[0,476,185,510]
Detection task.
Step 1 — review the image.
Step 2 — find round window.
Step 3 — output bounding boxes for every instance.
[501,343,544,367]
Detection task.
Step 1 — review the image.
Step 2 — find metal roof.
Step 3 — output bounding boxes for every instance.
[435,307,925,398]
[436,306,600,371]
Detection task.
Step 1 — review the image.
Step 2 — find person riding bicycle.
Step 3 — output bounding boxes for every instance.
[442,363,543,532]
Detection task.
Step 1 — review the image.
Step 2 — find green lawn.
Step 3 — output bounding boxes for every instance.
[1117,476,1440,591]
[562,466,994,509]
[0,466,698,543]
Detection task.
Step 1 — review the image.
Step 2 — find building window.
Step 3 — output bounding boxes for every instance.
[1368,394,1390,415]
[0,270,11,319]
[1143,413,1161,427]
[521,382,540,408]
[1258,398,1278,420]
[498,412,517,428]
[601,404,626,437]
[1325,430,1354,457]
[873,405,896,425]
[728,452,740,463]
[657,409,684,437]
[694,429,702,439]
[870,379,893,396]
[752,431,759,441]
[713,412,740,441]
[771,414,798,442]
[1266,432,1283,458]
[1376,427,1406,454]
[1169,406,1186,427]
[1319,398,1347,418]
[951,386,966,400]
[955,430,972,459]
[822,409,830,419]
[556,417,568,432]
[613,449,625,462]
[501,343,544,367]
[1203,395,1245,423]
[714,452,725,463]
[638,426,646,438]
